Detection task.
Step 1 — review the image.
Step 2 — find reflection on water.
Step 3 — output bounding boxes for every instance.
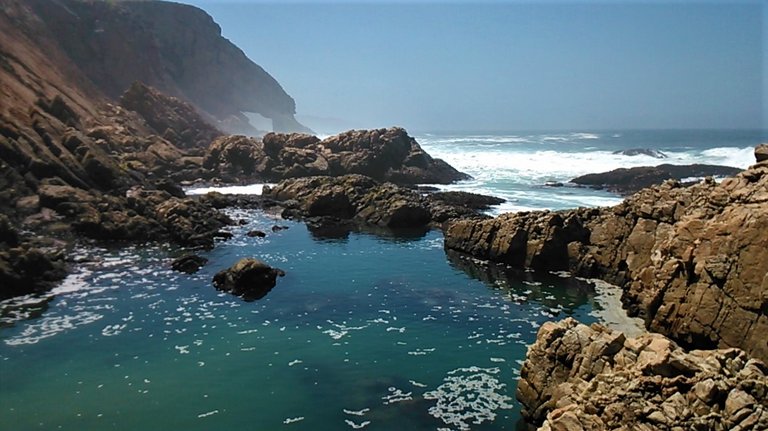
[0,209,597,431]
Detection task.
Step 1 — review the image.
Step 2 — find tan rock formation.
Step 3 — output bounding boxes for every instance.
[517,318,768,431]
[446,154,768,362]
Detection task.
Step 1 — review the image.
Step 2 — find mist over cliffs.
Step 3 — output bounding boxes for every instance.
[24,0,310,135]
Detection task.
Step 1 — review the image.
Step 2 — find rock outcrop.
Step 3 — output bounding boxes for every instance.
[518,318,768,431]
[26,0,308,134]
[570,164,742,195]
[263,174,499,230]
[204,127,470,185]
[613,148,668,158]
[212,258,285,301]
[446,150,768,362]
[171,254,208,274]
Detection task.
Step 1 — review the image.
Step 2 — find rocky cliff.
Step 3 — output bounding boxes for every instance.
[25,0,309,134]
[445,149,768,363]
[517,318,768,430]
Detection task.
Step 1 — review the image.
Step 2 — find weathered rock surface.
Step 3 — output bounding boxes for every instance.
[119,82,222,152]
[204,127,470,185]
[262,175,498,230]
[571,164,742,195]
[518,318,768,431]
[212,258,285,301]
[756,144,768,163]
[446,150,768,362]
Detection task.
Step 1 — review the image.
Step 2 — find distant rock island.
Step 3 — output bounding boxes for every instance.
[571,163,743,194]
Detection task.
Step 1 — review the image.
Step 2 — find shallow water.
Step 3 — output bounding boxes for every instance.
[0,209,604,431]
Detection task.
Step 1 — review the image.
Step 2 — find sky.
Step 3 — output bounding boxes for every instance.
[183,0,765,133]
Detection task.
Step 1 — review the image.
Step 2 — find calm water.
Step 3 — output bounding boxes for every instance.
[1,209,600,431]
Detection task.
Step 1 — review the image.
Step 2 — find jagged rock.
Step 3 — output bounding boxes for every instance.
[570,164,742,195]
[212,258,285,301]
[203,127,470,185]
[517,318,768,431]
[171,254,208,274]
[263,175,494,230]
[446,148,768,362]
[119,82,222,151]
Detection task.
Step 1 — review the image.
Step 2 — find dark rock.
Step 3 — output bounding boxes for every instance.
[445,148,768,363]
[265,175,499,230]
[204,127,470,185]
[246,230,266,238]
[429,191,505,210]
[570,163,742,195]
[119,82,222,152]
[152,178,185,198]
[543,181,563,187]
[171,254,208,274]
[0,245,67,299]
[271,225,289,232]
[613,148,668,158]
[212,258,285,301]
[0,214,20,246]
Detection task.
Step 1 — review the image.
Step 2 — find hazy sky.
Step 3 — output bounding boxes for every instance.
[184,0,765,132]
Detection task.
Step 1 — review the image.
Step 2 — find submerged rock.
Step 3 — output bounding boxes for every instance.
[212,258,285,301]
[446,147,768,362]
[570,163,742,195]
[518,318,768,430]
[613,148,668,158]
[171,254,208,274]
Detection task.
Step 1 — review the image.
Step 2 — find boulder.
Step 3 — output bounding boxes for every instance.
[517,318,768,430]
[0,245,68,299]
[212,258,285,301]
[445,147,768,363]
[171,254,208,274]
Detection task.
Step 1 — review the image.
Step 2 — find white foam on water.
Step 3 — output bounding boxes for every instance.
[197,410,219,418]
[343,408,370,416]
[423,366,513,431]
[283,417,304,424]
[186,183,273,195]
[345,419,371,429]
[4,311,104,345]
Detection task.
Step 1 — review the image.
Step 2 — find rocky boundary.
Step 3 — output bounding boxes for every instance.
[446,147,768,363]
[518,318,768,431]
[262,174,503,231]
[204,127,470,185]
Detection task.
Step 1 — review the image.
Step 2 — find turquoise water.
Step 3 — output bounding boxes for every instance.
[0,209,599,430]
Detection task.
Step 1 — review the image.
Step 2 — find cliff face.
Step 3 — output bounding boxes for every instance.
[445,152,768,363]
[26,0,309,134]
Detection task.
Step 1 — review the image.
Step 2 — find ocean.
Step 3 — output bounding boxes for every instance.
[0,129,764,430]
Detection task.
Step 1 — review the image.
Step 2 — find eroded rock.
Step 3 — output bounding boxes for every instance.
[518,318,768,431]
[446,148,768,362]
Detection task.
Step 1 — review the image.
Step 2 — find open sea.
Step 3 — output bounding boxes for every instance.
[1,129,764,430]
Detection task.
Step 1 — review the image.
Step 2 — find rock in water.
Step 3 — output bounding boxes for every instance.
[171,254,208,274]
[212,258,285,301]
[517,318,768,430]
[613,148,668,158]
